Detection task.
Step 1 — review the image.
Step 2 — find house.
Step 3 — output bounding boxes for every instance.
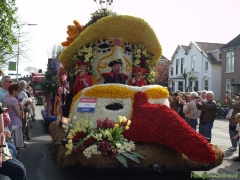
[155,55,170,86]
[169,41,225,100]
[220,34,240,98]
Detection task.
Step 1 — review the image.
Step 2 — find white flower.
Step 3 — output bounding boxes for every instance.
[116,143,122,149]
[72,116,76,120]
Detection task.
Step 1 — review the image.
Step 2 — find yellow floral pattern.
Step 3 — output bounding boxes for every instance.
[59,15,162,68]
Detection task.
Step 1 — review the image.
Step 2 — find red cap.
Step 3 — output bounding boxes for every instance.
[132,67,147,76]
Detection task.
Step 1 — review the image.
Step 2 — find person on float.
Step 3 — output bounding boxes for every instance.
[103,59,128,84]
[72,61,92,97]
[57,65,70,115]
[129,67,147,87]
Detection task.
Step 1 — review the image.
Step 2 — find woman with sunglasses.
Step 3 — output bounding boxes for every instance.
[4,84,25,150]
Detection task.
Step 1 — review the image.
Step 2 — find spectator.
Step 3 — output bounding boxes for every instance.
[0,76,12,103]
[183,92,201,131]
[176,92,188,119]
[18,80,32,141]
[0,106,27,180]
[0,76,18,157]
[196,91,217,142]
[231,113,240,169]
[199,90,207,135]
[26,86,36,121]
[227,90,240,161]
[169,92,178,112]
[4,83,25,150]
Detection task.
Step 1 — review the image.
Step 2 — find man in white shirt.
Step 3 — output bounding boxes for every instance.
[0,76,12,103]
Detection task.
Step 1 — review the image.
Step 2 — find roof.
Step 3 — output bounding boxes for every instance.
[160,55,168,60]
[194,42,225,64]
[220,34,240,50]
[181,45,188,52]
[195,42,225,54]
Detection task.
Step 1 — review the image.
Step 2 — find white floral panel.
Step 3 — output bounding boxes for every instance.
[70,97,132,126]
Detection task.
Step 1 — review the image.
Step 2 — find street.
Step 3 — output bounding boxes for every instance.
[17,105,240,180]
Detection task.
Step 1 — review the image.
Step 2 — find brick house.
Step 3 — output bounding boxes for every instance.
[220,34,240,98]
[155,55,170,86]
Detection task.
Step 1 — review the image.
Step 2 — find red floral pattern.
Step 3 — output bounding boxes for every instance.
[123,91,216,163]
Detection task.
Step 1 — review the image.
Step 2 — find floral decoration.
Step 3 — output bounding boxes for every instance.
[61,115,144,167]
[69,84,169,125]
[41,59,61,95]
[61,20,83,47]
[123,91,216,163]
[59,15,162,69]
[64,43,97,76]
[132,44,158,84]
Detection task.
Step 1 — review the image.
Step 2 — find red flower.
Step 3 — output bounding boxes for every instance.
[77,145,82,152]
[72,132,87,143]
[71,149,77,154]
[97,118,115,129]
[83,137,97,148]
[123,91,216,163]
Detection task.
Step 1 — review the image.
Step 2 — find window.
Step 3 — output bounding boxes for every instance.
[195,81,198,91]
[159,60,164,65]
[170,67,173,76]
[191,55,196,71]
[226,51,234,72]
[178,81,183,92]
[205,61,208,71]
[172,81,175,92]
[226,79,234,92]
[219,53,222,59]
[180,58,184,74]
[204,80,208,90]
[176,59,179,75]
[188,80,193,92]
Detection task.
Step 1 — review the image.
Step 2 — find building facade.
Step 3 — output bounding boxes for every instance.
[169,41,225,100]
[220,34,240,98]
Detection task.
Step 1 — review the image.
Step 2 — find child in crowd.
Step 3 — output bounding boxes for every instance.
[231,113,240,171]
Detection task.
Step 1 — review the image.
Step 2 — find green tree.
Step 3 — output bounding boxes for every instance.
[0,0,18,63]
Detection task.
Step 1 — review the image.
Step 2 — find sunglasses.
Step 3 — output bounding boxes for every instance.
[4,81,12,83]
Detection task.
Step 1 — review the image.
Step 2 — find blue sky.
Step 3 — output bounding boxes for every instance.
[12,0,240,77]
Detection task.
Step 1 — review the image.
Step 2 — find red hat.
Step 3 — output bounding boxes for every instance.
[76,61,91,68]
[132,67,147,76]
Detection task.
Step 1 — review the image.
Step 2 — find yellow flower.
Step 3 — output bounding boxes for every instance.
[118,118,123,124]
[137,49,141,53]
[127,120,131,126]
[114,124,119,128]
[125,126,129,130]
[142,50,147,54]
[122,116,127,123]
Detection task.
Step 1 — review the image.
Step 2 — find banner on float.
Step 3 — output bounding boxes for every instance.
[77,98,97,112]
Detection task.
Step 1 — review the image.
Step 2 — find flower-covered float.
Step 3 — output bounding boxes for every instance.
[49,1,224,170]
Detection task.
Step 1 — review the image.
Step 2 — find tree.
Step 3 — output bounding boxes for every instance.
[0,0,18,63]
[182,69,194,92]
[24,66,39,74]
[48,44,64,59]
[155,63,169,86]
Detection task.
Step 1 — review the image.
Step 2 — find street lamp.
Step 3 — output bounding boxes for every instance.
[16,23,37,82]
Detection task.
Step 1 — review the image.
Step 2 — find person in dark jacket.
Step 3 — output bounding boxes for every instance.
[196,91,217,142]
[103,59,128,84]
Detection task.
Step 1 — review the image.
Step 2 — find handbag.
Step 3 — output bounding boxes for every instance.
[3,108,11,127]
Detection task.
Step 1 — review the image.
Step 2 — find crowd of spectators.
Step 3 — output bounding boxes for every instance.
[0,75,36,179]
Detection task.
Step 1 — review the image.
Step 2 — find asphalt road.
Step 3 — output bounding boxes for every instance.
[17,106,240,180]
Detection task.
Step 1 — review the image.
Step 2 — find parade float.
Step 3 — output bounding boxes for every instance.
[49,0,224,171]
